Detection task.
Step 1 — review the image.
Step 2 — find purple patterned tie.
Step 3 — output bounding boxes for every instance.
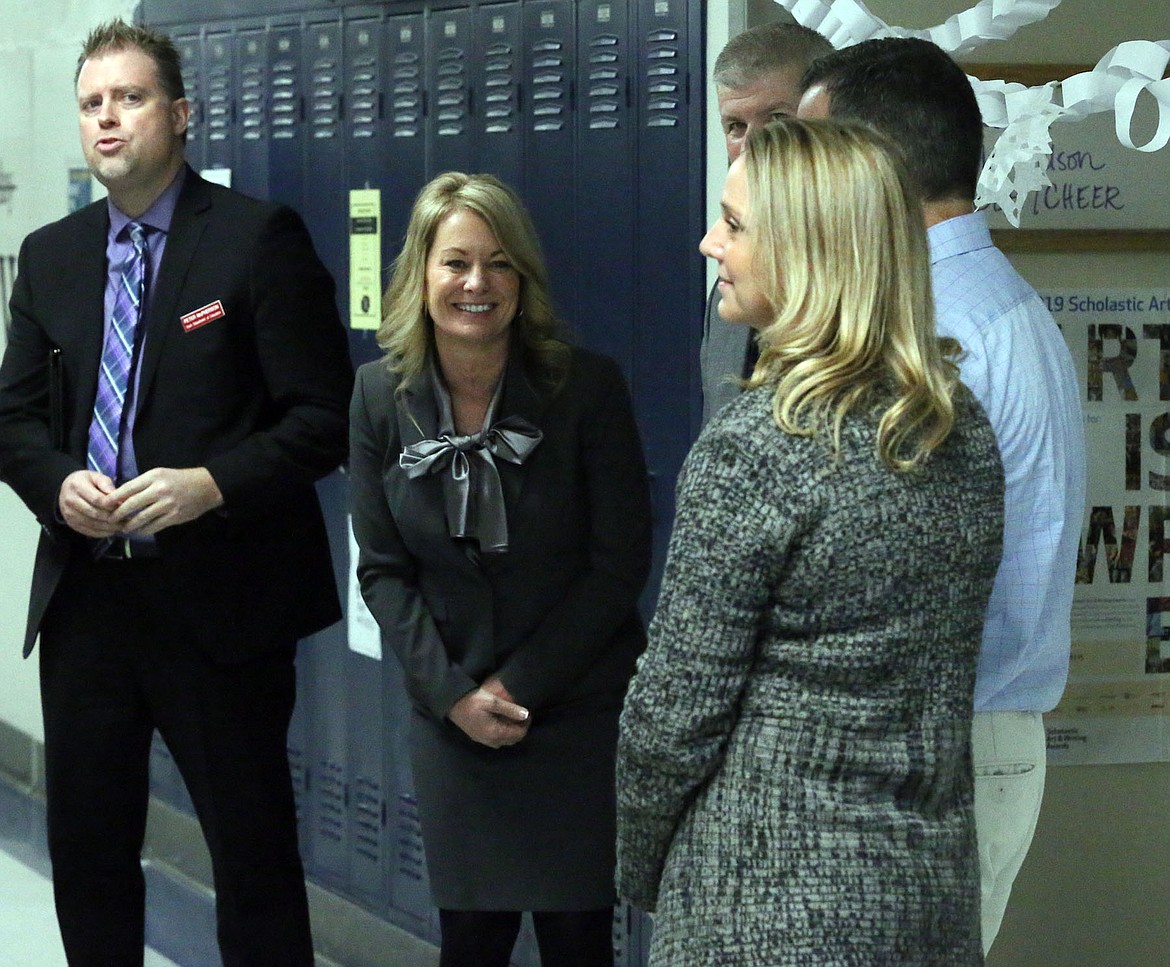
[87,221,148,483]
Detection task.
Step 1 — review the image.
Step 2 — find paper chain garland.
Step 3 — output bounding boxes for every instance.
[771,0,1170,225]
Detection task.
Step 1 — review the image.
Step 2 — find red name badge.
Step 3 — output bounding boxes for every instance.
[180,301,226,333]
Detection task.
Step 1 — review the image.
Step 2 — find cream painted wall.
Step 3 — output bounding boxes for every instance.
[0,0,132,742]
[0,488,41,738]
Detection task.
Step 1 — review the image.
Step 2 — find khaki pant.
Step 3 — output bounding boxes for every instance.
[973,710,1047,955]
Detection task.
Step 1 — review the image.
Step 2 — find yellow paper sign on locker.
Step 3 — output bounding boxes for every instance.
[349,188,382,331]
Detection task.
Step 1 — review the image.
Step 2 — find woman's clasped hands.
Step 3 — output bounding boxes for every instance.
[448,674,530,748]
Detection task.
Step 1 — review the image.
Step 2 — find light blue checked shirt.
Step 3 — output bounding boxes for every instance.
[930,211,1087,713]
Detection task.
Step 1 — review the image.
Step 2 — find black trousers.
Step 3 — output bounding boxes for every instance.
[38,554,314,967]
[438,908,615,967]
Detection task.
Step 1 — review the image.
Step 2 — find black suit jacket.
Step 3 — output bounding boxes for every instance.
[0,168,354,661]
[349,346,652,719]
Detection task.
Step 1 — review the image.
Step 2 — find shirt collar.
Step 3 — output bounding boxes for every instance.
[107,165,186,240]
[926,209,994,265]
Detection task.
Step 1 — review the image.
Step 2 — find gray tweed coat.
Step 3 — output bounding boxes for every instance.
[616,384,1004,965]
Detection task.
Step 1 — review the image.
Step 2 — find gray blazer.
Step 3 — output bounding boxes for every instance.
[349,345,653,719]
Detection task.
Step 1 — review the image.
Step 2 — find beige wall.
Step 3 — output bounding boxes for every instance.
[0,0,132,742]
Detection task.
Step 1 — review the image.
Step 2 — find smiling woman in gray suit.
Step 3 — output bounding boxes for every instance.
[349,172,652,967]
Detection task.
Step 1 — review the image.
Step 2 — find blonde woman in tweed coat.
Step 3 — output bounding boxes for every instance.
[616,120,1004,966]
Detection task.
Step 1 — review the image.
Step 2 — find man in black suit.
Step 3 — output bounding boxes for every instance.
[0,19,353,965]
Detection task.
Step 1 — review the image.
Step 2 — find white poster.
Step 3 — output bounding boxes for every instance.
[1044,288,1170,764]
[349,188,382,331]
[346,514,382,661]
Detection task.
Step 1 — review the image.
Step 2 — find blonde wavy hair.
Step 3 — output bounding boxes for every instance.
[378,171,568,389]
[741,118,961,471]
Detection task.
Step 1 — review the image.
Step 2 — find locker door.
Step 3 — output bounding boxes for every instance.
[173,29,207,174]
[522,0,577,328]
[268,20,305,211]
[383,655,439,941]
[234,24,269,201]
[425,6,474,178]
[288,649,313,858]
[203,28,235,175]
[633,0,705,603]
[473,2,523,189]
[575,0,634,376]
[303,15,348,306]
[300,472,351,894]
[344,11,385,216]
[148,731,195,816]
[347,641,389,913]
[297,16,351,897]
[340,16,391,912]
[382,10,429,264]
[375,16,434,925]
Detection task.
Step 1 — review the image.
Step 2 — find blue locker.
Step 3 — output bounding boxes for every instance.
[521,0,577,327]
[340,17,393,911]
[473,2,524,189]
[574,0,635,376]
[234,23,270,201]
[344,5,387,334]
[425,6,475,177]
[302,16,348,316]
[383,655,440,943]
[203,28,235,173]
[148,730,196,816]
[299,471,352,893]
[260,16,351,889]
[264,19,314,862]
[338,487,390,910]
[267,19,307,211]
[632,0,705,606]
[381,8,429,256]
[172,29,207,173]
[288,649,314,858]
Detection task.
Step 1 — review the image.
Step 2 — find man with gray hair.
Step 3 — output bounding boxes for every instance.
[700,22,832,426]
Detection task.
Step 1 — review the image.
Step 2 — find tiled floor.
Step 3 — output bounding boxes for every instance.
[0,771,442,967]
[0,846,180,967]
[0,776,186,967]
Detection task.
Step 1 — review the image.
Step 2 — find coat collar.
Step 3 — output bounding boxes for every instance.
[397,340,552,443]
[135,166,214,410]
[392,341,556,559]
[69,203,119,448]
